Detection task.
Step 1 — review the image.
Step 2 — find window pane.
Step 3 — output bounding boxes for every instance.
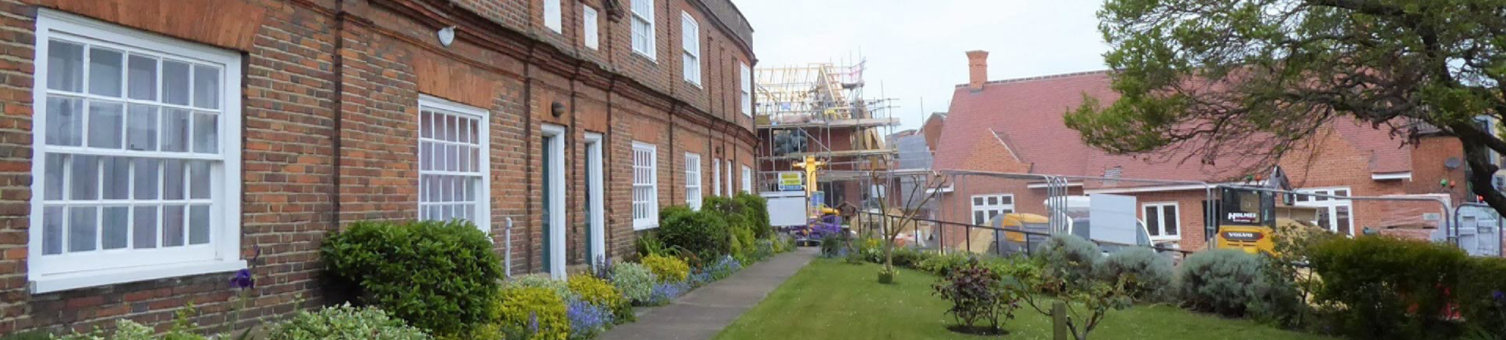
[189,204,209,244]
[163,159,184,200]
[987,196,998,205]
[1000,196,1013,204]
[1163,206,1178,235]
[162,60,190,105]
[161,108,190,152]
[1144,206,1160,236]
[162,205,184,247]
[1336,206,1351,235]
[45,96,83,146]
[44,154,64,200]
[192,112,217,153]
[127,55,157,100]
[102,206,128,249]
[974,211,984,225]
[88,47,124,97]
[133,158,160,199]
[42,206,63,255]
[70,155,98,200]
[68,206,97,252]
[192,65,219,109]
[189,161,210,199]
[132,206,157,249]
[102,156,129,200]
[88,101,124,149]
[48,40,84,92]
[127,104,158,150]
[973,197,982,205]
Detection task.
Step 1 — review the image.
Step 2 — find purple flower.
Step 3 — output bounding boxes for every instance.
[1492,290,1505,303]
[528,311,539,335]
[229,269,254,290]
[567,299,614,338]
[648,281,691,305]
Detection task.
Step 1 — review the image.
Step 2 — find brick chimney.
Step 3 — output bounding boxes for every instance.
[966,50,989,90]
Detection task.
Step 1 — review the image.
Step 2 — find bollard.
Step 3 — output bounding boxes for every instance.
[1052,301,1068,340]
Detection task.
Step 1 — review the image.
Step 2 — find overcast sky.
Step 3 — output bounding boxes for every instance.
[730,0,1112,131]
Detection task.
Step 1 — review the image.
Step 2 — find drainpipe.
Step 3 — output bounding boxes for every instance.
[505,216,514,278]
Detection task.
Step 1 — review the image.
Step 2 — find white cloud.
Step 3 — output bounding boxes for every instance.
[732,0,1111,130]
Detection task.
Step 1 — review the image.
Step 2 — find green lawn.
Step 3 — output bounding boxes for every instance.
[716,259,1332,340]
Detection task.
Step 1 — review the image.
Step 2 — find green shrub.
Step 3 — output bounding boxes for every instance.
[1034,234,1100,285]
[890,246,930,268]
[505,274,577,302]
[642,254,689,283]
[932,259,1023,332]
[917,252,972,276]
[53,319,179,340]
[321,220,501,336]
[1459,257,1506,337]
[982,256,1041,284]
[0,332,50,340]
[611,262,656,304]
[493,287,569,340]
[734,193,772,239]
[1094,247,1173,302]
[1308,236,1467,340]
[266,304,431,340]
[819,234,845,257]
[1176,249,1263,316]
[658,205,732,260]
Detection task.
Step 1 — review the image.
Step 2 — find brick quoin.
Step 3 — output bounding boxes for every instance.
[0,0,759,334]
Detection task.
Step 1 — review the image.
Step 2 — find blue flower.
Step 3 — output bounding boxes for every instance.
[567,299,614,338]
[229,269,254,290]
[1492,290,1505,303]
[528,311,539,335]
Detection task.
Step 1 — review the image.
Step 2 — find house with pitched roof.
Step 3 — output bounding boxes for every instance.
[933,51,1471,250]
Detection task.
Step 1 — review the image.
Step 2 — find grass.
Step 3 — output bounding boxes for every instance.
[715,259,1333,340]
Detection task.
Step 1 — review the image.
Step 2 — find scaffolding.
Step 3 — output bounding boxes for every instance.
[754,59,900,210]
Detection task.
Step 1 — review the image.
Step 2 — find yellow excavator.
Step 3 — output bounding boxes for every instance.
[1214,167,1323,255]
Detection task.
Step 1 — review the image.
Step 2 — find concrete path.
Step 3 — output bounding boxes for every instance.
[601,247,817,340]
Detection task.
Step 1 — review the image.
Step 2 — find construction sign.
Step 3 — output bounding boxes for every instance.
[778,171,804,191]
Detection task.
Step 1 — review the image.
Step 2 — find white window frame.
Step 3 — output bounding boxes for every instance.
[969,194,1014,225]
[740,62,752,116]
[712,157,721,197]
[632,142,658,229]
[680,12,701,86]
[1142,202,1180,241]
[417,95,492,233]
[684,152,702,210]
[725,159,733,195]
[630,0,656,60]
[544,0,563,33]
[28,9,245,293]
[540,124,566,279]
[1295,187,1355,235]
[741,165,752,193]
[582,6,599,50]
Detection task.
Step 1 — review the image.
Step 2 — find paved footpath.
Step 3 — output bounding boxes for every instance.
[601,247,816,340]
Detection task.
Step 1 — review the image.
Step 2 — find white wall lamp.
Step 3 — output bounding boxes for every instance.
[437,26,456,47]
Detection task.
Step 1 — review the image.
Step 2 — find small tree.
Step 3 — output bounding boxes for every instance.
[868,170,949,283]
[1021,262,1132,340]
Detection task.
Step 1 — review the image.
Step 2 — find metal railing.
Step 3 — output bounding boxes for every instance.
[852,212,1193,260]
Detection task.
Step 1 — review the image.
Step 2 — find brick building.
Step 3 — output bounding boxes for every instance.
[932,50,1470,251]
[0,0,758,334]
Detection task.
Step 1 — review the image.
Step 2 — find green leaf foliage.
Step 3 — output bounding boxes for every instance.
[1308,236,1468,340]
[1094,247,1174,302]
[658,205,732,261]
[266,304,431,340]
[321,220,502,336]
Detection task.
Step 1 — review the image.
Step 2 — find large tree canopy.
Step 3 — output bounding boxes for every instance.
[1068,0,1506,215]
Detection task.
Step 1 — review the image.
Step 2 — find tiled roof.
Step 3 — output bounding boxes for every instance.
[933,71,1414,181]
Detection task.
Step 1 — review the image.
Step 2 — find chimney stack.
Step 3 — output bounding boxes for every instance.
[966,50,989,90]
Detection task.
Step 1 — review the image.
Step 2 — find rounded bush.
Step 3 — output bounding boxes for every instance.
[494,287,569,340]
[735,193,772,238]
[1034,234,1101,283]
[1094,247,1173,301]
[642,254,690,283]
[1176,249,1263,316]
[611,262,656,303]
[567,275,623,308]
[267,304,431,340]
[918,252,972,276]
[658,206,732,260]
[321,220,502,336]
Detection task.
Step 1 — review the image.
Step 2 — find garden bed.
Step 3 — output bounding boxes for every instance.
[715,260,1333,340]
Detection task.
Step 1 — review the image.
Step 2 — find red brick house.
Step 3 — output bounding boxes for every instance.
[933,50,1470,251]
[0,0,758,334]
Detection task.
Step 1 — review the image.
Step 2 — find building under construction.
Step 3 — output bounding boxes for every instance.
[755,60,900,211]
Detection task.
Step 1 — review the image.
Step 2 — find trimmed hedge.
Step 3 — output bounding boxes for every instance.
[1034,234,1101,284]
[658,205,732,261]
[1095,247,1173,302]
[321,220,501,336]
[1308,236,1467,339]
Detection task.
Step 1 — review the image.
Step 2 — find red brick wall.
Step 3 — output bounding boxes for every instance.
[0,0,758,334]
